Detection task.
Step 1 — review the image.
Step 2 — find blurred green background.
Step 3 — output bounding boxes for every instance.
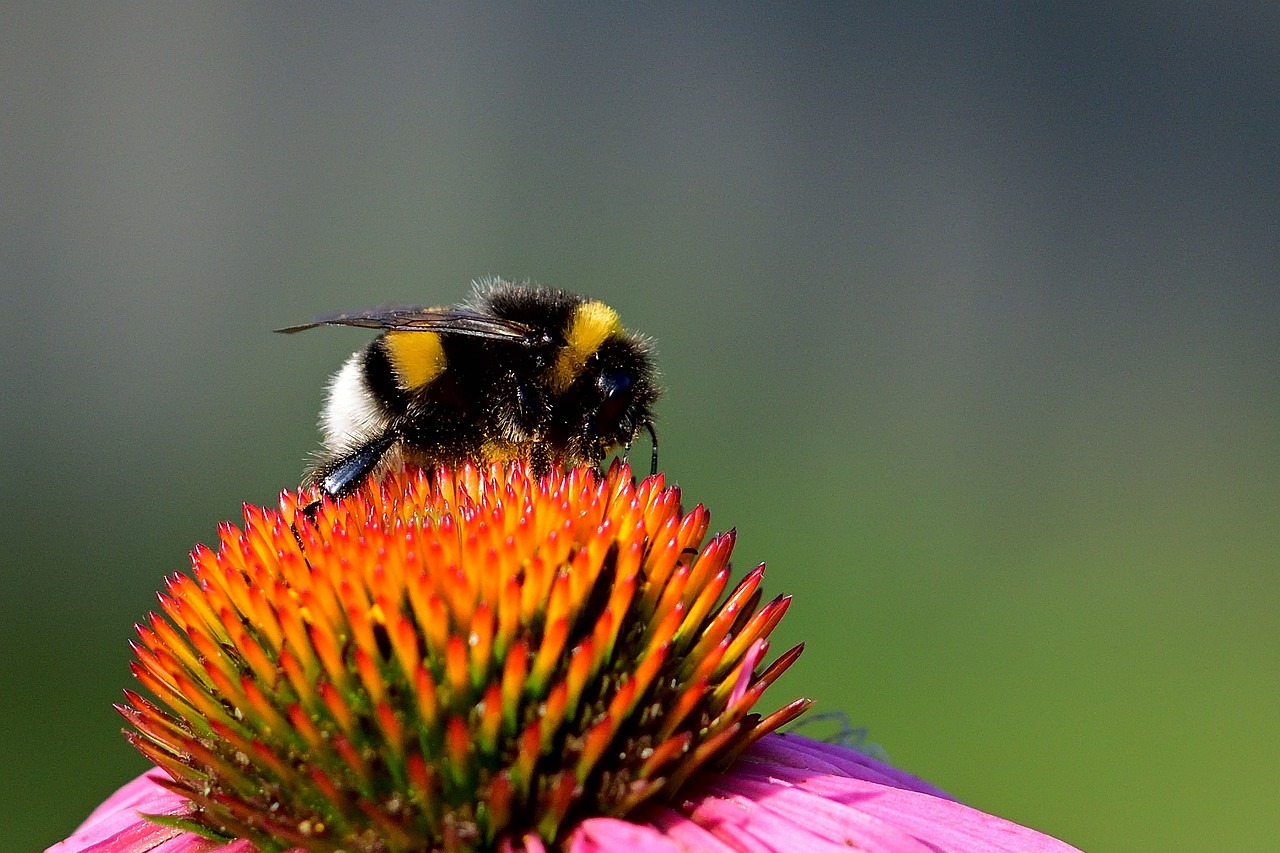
[4,5,1277,851]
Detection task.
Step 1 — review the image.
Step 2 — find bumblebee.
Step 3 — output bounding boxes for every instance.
[277,279,660,500]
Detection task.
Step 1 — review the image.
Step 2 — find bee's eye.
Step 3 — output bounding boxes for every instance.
[594,367,638,440]
[597,368,634,399]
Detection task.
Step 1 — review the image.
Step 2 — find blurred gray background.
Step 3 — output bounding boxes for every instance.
[4,4,1277,851]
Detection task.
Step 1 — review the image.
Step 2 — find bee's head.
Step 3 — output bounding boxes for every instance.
[547,299,660,463]
[584,334,659,450]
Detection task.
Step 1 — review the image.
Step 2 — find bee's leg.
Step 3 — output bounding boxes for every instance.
[306,433,398,516]
[290,436,395,557]
[643,421,659,475]
[290,514,312,558]
[529,441,552,478]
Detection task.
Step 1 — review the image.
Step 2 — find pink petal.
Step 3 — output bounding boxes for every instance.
[647,799,777,853]
[566,734,1084,853]
[45,772,262,853]
[568,818,687,853]
[687,791,895,852]
[46,772,186,853]
[712,735,1081,853]
[638,805,747,853]
[746,733,955,799]
[699,775,936,853]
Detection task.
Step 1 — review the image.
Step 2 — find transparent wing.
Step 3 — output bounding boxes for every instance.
[275,306,539,342]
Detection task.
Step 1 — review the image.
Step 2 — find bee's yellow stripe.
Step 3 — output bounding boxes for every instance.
[385,330,447,391]
[552,301,620,392]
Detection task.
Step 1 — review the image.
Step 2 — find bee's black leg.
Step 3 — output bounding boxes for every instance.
[643,421,659,475]
[294,433,398,548]
[529,441,552,478]
[301,498,323,523]
[290,513,313,556]
[312,433,398,505]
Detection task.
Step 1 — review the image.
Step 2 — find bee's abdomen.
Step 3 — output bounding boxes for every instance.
[363,338,411,415]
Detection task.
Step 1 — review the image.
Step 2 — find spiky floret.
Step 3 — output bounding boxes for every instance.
[121,462,808,852]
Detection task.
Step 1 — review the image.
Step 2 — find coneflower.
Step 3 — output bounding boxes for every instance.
[50,463,1080,853]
